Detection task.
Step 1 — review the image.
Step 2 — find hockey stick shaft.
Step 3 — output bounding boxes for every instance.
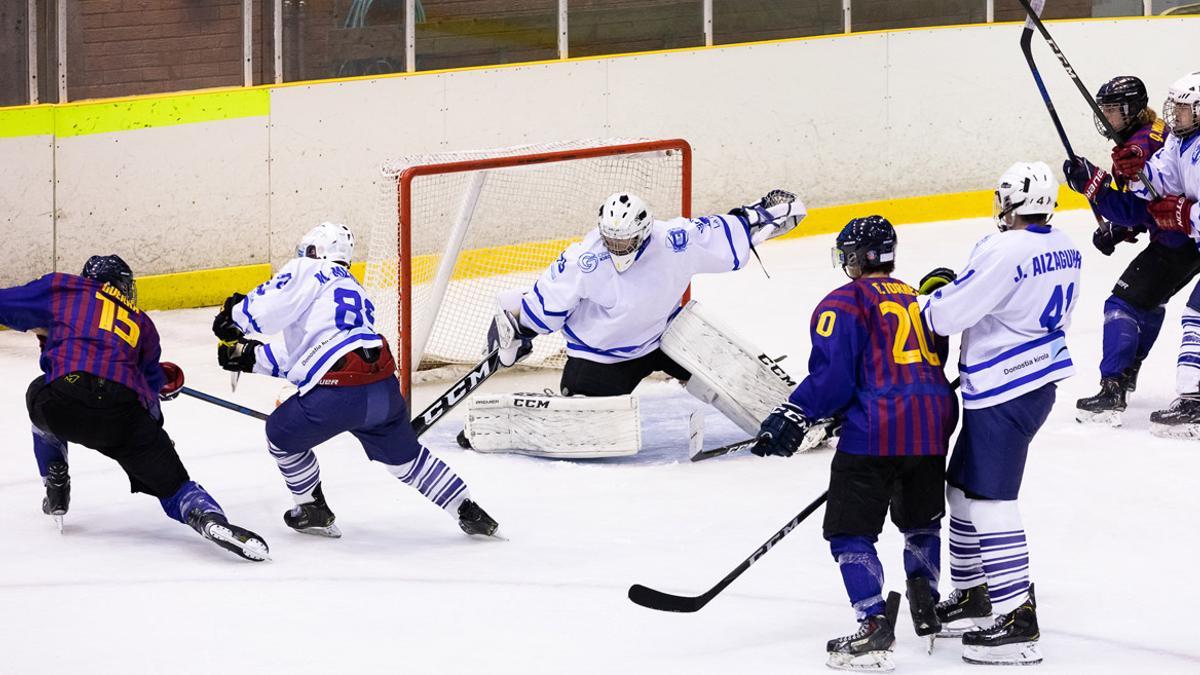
[1016,0,1159,199]
[411,349,502,438]
[180,386,270,421]
[628,491,828,612]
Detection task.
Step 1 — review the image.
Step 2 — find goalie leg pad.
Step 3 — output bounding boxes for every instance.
[664,300,796,436]
[464,393,640,459]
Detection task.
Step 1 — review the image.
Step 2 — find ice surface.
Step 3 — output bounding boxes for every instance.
[2,212,1198,674]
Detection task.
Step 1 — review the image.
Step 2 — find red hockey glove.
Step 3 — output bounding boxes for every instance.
[1147,195,1197,235]
[1111,143,1148,180]
[159,361,185,401]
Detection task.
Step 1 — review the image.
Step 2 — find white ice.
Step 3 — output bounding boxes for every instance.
[2,212,1198,674]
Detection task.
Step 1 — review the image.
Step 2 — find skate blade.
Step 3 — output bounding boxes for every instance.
[292,524,343,538]
[1149,422,1200,440]
[962,641,1042,666]
[925,634,936,655]
[205,523,271,562]
[936,617,992,638]
[53,514,64,534]
[1075,409,1122,427]
[826,650,895,672]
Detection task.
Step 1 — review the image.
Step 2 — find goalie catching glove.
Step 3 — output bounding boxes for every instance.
[730,189,807,245]
[488,308,535,367]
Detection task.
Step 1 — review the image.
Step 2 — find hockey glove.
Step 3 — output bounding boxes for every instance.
[159,361,185,401]
[487,308,535,367]
[751,402,810,458]
[1111,142,1149,180]
[1147,195,1198,235]
[217,338,260,373]
[918,268,956,295]
[1091,225,1139,256]
[731,190,807,244]
[213,292,247,342]
[1062,157,1110,202]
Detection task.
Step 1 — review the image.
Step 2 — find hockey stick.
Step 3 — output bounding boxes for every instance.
[1017,0,1160,199]
[627,490,828,612]
[411,349,502,437]
[180,386,270,421]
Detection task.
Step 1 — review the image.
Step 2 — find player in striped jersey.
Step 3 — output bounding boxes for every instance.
[0,255,269,561]
[920,162,1080,666]
[751,216,957,672]
[212,222,499,538]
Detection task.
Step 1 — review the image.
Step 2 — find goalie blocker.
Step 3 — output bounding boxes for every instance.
[463,393,641,459]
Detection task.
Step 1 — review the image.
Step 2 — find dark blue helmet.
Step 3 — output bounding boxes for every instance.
[82,254,136,303]
[834,216,896,274]
[1095,76,1148,138]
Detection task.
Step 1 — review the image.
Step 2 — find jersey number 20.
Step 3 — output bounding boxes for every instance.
[879,301,941,366]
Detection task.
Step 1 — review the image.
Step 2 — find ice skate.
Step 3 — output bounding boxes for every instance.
[935,584,992,638]
[1149,394,1200,439]
[961,587,1041,666]
[187,510,270,561]
[1074,377,1125,426]
[1122,361,1142,393]
[41,461,70,534]
[827,592,899,672]
[906,576,941,654]
[457,499,500,537]
[284,484,342,538]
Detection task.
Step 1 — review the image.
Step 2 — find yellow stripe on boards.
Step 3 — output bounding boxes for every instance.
[136,263,273,311]
[55,88,269,137]
[0,105,54,138]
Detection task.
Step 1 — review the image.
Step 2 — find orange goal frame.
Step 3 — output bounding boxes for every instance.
[395,138,693,399]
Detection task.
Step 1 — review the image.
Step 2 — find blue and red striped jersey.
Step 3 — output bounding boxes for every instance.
[788,276,956,457]
[0,273,165,409]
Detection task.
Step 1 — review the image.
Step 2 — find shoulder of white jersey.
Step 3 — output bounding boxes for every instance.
[551,233,611,278]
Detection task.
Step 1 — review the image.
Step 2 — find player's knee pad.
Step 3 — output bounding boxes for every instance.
[662,300,796,436]
[463,392,640,458]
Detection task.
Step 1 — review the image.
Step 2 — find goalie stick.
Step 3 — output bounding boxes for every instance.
[627,490,828,613]
[1016,0,1159,200]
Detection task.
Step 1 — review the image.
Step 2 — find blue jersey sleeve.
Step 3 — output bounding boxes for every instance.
[1093,181,1154,230]
[0,275,55,332]
[787,291,865,420]
[138,319,166,394]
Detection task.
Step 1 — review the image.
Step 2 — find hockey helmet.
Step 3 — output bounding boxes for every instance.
[297,222,355,266]
[1094,75,1149,138]
[597,192,654,273]
[993,162,1058,231]
[82,254,136,304]
[1164,71,1200,139]
[833,215,896,277]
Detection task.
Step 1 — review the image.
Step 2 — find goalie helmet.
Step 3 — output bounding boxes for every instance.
[1163,71,1200,139]
[597,192,653,273]
[297,222,355,265]
[82,254,136,304]
[833,215,896,277]
[1094,75,1148,139]
[993,161,1057,231]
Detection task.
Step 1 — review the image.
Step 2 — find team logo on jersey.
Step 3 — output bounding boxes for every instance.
[694,216,714,232]
[667,228,689,252]
[578,252,599,273]
[556,253,567,274]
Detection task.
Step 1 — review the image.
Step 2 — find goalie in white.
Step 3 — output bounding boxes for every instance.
[467,190,805,457]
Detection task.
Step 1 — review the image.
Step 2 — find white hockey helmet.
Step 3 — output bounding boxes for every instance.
[1164,71,1200,139]
[297,222,355,265]
[993,161,1058,231]
[597,192,654,273]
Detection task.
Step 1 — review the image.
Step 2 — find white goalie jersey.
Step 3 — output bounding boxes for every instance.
[231,256,384,395]
[517,215,755,363]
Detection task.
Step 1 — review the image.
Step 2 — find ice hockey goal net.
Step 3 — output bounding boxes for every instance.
[366,138,692,398]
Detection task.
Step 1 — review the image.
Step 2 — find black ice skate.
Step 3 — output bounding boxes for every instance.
[457,499,500,537]
[1149,393,1200,439]
[827,592,900,672]
[187,510,270,562]
[1122,361,1142,393]
[961,586,1041,666]
[935,584,993,638]
[1074,377,1126,426]
[284,484,341,538]
[41,461,70,533]
[906,576,941,654]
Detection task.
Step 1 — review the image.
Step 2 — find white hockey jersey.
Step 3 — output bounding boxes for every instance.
[1131,132,1200,237]
[920,225,1080,409]
[519,215,754,363]
[232,257,383,395]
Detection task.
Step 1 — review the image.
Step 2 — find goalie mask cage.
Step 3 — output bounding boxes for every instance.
[366,138,692,399]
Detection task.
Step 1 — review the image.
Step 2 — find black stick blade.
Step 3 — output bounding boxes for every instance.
[627,584,707,613]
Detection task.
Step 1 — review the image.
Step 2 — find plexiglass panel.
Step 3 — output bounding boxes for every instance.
[417,0,557,71]
[714,0,843,44]
[569,0,703,58]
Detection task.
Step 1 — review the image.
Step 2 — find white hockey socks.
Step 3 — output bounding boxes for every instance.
[969,498,1032,615]
[1177,307,1200,394]
[946,486,986,590]
[268,441,322,504]
[386,446,471,515]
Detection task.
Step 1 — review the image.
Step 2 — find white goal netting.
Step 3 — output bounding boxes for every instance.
[365,138,689,387]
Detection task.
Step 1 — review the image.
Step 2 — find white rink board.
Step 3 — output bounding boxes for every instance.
[2,212,1199,674]
[0,133,55,281]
